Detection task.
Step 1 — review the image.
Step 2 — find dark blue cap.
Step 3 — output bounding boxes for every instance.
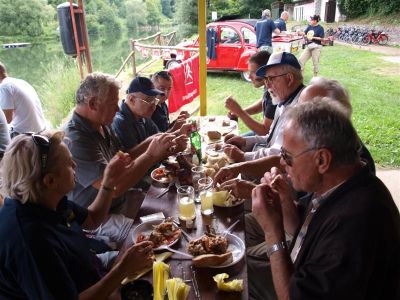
[256,52,301,77]
[126,76,164,96]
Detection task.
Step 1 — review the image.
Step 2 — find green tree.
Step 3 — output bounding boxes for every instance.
[126,0,147,32]
[146,0,162,26]
[0,0,54,36]
[161,0,173,18]
[175,0,198,37]
[236,0,274,18]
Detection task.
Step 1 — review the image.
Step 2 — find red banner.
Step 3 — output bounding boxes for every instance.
[167,54,199,113]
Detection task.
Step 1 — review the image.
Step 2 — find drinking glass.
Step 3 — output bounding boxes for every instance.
[177,185,196,221]
[191,166,206,203]
[198,177,214,215]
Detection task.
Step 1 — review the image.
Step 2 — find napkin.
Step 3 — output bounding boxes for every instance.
[213,273,243,292]
[121,252,172,285]
[153,261,170,300]
[166,278,191,300]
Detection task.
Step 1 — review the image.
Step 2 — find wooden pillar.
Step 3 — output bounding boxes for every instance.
[198,0,207,116]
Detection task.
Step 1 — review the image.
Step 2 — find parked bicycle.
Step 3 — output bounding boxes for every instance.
[361,30,389,46]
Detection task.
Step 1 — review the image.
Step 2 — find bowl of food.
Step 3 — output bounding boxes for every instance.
[151,167,174,184]
[133,218,182,251]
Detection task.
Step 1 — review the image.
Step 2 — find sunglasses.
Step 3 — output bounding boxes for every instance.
[280,146,317,167]
[24,133,51,175]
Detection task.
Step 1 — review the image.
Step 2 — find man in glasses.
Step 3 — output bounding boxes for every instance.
[151,71,190,133]
[0,62,46,138]
[112,76,189,156]
[225,50,276,136]
[65,73,176,266]
[216,52,304,180]
[250,100,400,299]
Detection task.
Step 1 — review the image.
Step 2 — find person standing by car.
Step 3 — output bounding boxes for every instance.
[298,15,325,77]
[274,11,289,32]
[255,9,280,53]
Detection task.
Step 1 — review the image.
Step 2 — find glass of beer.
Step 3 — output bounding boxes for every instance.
[177,185,196,221]
[198,177,214,216]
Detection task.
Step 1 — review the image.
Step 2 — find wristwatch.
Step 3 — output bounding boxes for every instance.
[266,241,287,258]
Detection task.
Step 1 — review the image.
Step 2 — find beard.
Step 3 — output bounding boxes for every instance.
[269,89,281,105]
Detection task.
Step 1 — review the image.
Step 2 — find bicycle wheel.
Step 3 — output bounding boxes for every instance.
[379,35,389,45]
[361,36,370,46]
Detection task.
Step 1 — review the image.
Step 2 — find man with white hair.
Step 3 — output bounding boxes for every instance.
[274,11,289,32]
[255,9,281,53]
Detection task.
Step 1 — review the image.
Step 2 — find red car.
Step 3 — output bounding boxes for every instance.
[165,19,258,81]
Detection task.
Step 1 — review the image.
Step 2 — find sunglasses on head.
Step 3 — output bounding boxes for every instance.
[24,132,51,175]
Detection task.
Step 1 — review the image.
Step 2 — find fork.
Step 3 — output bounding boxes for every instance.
[156,244,193,259]
[222,219,240,237]
[172,220,193,242]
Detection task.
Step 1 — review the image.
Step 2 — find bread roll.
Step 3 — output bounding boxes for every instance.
[207,131,221,140]
[192,252,233,267]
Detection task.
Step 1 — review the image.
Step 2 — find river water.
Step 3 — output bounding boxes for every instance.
[0,29,158,89]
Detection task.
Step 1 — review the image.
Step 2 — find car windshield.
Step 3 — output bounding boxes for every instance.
[220,27,240,44]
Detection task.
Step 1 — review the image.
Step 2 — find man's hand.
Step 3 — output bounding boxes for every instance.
[225,96,243,117]
[178,110,190,119]
[170,118,186,132]
[223,144,245,162]
[146,133,175,160]
[178,123,191,136]
[173,134,189,153]
[224,134,246,149]
[220,178,255,199]
[118,241,155,277]
[261,167,296,207]
[213,164,241,185]
[252,183,284,236]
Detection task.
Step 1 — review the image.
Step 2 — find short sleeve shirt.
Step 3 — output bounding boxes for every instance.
[112,101,160,151]
[255,18,277,48]
[274,18,287,31]
[64,111,125,209]
[262,88,277,120]
[304,24,325,45]
[151,102,169,132]
[0,197,102,299]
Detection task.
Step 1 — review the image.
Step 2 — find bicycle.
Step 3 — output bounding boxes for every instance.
[361,30,389,46]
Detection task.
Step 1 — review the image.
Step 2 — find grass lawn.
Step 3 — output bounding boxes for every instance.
[201,44,400,167]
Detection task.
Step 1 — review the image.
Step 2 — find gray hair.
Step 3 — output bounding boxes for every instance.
[281,11,289,18]
[284,101,360,166]
[309,77,352,118]
[76,72,121,105]
[0,130,64,204]
[280,64,303,84]
[262,9,271,18]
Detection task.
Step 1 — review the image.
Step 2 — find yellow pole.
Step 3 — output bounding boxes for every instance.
[198,0,207,116]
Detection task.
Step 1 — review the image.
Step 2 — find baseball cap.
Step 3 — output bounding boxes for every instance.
[126,76,164,96]
[256,52,301,77]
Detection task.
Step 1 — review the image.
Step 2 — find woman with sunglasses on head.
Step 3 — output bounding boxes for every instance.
[298,15,325,77]
[0,131,154,299]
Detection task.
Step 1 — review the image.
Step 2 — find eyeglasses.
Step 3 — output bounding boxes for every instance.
[264,73,289,84]
[24,133,51,175]
[139,97,159,105]
[280,146,317,167]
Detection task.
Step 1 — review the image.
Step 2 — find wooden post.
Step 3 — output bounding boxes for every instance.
[131,40,137,78]
[198,0,207,116]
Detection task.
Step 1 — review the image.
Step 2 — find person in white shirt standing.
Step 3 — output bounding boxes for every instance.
[0,62,46,137]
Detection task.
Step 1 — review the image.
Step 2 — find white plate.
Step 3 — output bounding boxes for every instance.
[213,198,245,208]
[131,219,181,251]
[208,233,245,268]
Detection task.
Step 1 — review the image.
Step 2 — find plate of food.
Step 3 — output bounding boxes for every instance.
[212,190,245,207]
[151,167,174,184]
[188,232,245,268]
[133,218,182,250]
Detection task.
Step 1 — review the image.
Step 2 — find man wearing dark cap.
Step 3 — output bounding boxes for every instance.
[112,76,189,155]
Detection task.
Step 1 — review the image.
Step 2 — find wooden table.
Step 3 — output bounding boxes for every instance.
[125,184,248,300]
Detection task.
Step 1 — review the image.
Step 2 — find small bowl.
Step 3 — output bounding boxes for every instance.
[120,279,153,300]
[151,167,173,184]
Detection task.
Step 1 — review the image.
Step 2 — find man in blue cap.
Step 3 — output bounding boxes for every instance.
[112,76,189,156]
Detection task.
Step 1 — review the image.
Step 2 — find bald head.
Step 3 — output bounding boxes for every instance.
[299,77,352,118]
